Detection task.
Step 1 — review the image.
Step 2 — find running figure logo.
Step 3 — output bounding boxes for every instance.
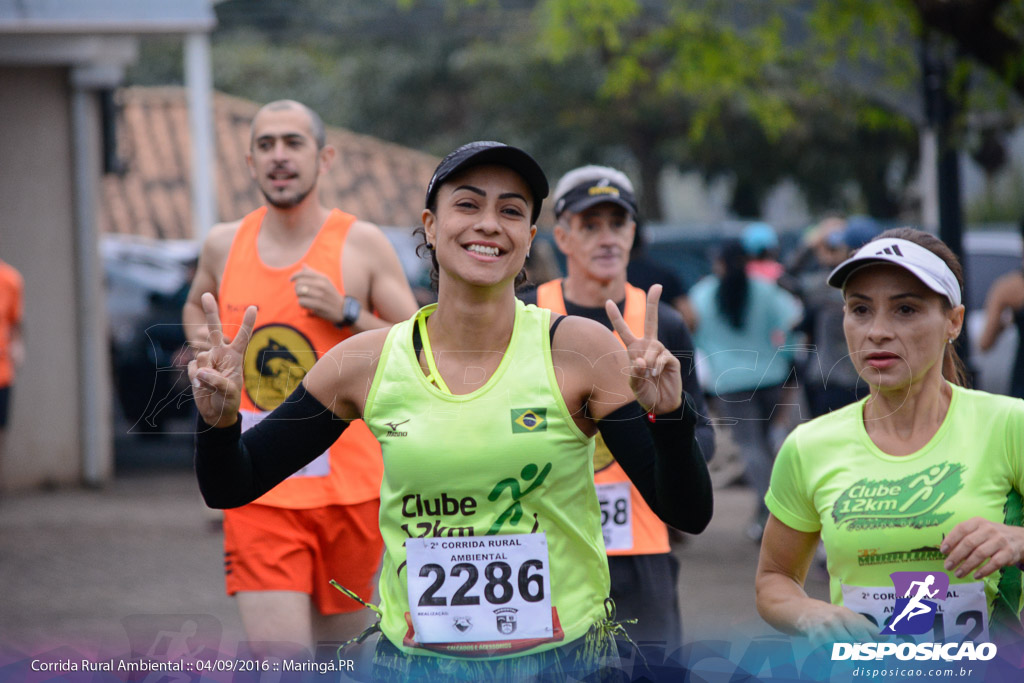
[486,463,552,534]
[882,571,950,635]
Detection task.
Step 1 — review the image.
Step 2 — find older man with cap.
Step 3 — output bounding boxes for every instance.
[521,165,715,651]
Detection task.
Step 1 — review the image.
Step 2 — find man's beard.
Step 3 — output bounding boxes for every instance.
[260,183,314,209]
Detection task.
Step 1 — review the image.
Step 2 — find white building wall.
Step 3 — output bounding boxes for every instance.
[0,66,97,489]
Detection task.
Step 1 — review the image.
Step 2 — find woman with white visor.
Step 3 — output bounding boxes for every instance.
[755,227,1024,644]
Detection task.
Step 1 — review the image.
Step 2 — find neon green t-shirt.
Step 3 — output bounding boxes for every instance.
[363,300,607,658]
[766,384,1024,641]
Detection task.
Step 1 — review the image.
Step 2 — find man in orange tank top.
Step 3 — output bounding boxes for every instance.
[183,100,418,657]
[521,165,714,654]
[0,257,23,473]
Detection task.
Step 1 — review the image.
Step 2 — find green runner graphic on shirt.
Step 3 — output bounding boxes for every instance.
[487,463,553,535]
[832,462,964,531]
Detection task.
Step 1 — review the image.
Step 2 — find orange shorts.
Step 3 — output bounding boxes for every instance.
[223,500,383,615]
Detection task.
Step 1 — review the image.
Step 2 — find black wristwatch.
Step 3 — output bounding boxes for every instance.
[335,296,362,329]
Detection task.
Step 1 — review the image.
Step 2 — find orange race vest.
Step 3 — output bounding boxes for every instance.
[218,206,383,508]
[535,279,670,555]
[0,261,22,387]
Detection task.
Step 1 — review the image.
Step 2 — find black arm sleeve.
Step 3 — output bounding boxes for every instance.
[194,384,350,509]
[597,397,713,534]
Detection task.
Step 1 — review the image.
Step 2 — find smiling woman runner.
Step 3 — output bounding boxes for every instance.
[755,228,1024,646]
[191,141,713,681]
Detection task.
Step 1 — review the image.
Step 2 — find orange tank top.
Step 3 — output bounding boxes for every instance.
[535,279,670,555]
[0,261,22,387]
[219,207,383,508]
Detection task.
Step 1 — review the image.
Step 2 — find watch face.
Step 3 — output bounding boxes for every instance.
[342,296,361,325]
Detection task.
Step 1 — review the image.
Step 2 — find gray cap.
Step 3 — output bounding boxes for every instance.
[552,165,637,219]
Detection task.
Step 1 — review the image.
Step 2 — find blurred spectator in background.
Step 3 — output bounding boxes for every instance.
[0,256,22,474]
[979,218,1024,399]
[691,239,800,541]
[628,225,699,331]
[743,222,784,283]
[794,216,880,416]
[744,220,802,299]
[784,214,843,278]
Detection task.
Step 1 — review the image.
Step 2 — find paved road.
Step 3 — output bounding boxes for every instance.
[0,430,829,675]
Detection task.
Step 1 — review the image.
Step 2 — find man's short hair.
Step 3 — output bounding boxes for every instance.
[251,100,327,150]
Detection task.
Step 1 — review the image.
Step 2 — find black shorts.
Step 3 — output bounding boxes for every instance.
[608,552,682,651]
[0,385,11,429]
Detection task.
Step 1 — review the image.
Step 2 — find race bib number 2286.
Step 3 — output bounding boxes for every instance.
[405,533,553,644]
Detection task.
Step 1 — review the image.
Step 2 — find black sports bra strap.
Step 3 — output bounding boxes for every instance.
[413,323,424,358]
[549,314,567,345]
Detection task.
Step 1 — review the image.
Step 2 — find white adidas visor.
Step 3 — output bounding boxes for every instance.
[827,237,962,308]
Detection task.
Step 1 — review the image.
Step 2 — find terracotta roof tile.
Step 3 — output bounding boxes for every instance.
[102,87,439,239]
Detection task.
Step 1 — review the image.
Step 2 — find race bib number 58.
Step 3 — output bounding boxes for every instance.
[405,533,553,644]
[596,482,632,551]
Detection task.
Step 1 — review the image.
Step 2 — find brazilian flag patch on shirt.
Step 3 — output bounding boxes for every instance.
[511,408,547,433]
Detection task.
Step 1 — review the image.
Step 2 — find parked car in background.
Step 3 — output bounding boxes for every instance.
[103,236,199,433]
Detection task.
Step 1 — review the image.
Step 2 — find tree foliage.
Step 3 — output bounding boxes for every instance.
[126,0,1024,222]
[534,0,1023,217]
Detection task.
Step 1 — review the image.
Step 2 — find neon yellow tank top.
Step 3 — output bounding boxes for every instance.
[363,300,607,658]
[767,384,1024,641]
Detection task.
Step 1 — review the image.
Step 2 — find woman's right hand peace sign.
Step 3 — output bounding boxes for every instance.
[188,292,257,428]
[605,284,682,415]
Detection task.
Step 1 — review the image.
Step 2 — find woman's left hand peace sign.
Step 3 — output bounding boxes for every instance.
[606,284,682,415]
[188,292,257,428]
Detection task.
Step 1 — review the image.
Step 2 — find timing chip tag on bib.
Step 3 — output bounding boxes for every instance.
[595,482,633,551]
[403,533,564,655]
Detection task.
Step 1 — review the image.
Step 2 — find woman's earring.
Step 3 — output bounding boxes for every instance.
[426,242,434,250]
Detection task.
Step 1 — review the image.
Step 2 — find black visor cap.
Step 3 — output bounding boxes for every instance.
[425,141,549,224]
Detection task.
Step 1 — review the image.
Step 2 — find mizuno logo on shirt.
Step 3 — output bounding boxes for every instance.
[385,419,409,437]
